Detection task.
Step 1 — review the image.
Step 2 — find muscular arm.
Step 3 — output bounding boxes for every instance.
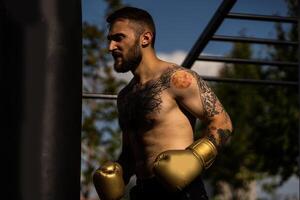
[116,89,136,184]
[116,131,135,185]
[169,68,233,148]
[152,67,232,192]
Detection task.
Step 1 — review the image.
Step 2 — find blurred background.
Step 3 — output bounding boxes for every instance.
[81,0,299,199]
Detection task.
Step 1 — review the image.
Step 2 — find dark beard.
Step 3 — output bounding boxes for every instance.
[114,41,142,73]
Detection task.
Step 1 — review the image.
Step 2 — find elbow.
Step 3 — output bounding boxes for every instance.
[228,120,233,135]
[219,113,233,146]
[224,116,233,144]
[223,111,233,134]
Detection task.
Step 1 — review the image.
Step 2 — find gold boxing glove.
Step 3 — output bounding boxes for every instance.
[93,162,125,200]
[153,138,217,192]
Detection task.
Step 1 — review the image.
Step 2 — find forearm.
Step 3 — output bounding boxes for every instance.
[203,127,232,150]
[117,148,135,185]
[202,112,233,149]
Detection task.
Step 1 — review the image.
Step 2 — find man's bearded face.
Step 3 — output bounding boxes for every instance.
[112,37,142,73]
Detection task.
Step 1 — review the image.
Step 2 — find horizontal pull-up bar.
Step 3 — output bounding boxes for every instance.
[83,93,118,100]
[82,76,297,100]
[201,76,298,86]
[227,12,298,23]
[212,35,298,46]
[197,55,298,67]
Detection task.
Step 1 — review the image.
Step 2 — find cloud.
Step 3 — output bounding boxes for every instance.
[157,50,224,77]
[113,50,224,82]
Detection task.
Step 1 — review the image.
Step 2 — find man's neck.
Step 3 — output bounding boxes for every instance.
[131,51,163,84]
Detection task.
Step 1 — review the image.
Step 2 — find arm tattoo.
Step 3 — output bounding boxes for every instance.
[206,126,231,149]
[167,66,231,148]
[194,75,223,118]
[117,67,175,132]
[206,133,219,147]
[217,129,231,145]
[171,70,193,89]
[166,65,223,118]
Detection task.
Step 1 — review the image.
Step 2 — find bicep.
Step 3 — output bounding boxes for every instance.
[170,69,232,146]
[171,70,223,120]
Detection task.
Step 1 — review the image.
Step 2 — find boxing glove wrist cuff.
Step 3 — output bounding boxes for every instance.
[187,138,217,169]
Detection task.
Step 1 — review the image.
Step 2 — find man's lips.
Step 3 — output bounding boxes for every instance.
[112,51,122,59]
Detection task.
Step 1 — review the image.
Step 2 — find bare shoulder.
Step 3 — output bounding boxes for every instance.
[159,64,195,86]
[162,65,225,118]
[160,64,210,94]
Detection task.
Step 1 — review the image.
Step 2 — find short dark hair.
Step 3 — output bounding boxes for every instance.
[106,7,156,47]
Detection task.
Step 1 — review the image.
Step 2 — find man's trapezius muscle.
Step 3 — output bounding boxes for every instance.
[117,65,231,179]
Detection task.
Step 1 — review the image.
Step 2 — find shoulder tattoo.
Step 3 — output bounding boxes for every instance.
[171,70,193,89]
[170,66,223,118]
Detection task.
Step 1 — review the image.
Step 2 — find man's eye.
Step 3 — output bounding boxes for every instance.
[107,34,125,42]
[114,35,123,42]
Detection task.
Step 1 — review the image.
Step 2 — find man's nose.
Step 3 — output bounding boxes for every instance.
[108,41,117,52]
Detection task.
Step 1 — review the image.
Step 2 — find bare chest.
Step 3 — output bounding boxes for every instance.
[118,79,173,132]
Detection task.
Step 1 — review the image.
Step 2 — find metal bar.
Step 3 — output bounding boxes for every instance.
[182,0,237,68]
[202,76,298,86]
[197,55,298,67]
[227,12,298,23]
[82,77,297,100]
[83,93,118,100]
[212,35,298,46]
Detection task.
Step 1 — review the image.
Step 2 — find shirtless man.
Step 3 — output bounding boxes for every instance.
[93,7,233,200]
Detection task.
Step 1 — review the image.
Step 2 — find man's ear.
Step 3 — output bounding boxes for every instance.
[141,31,153,47]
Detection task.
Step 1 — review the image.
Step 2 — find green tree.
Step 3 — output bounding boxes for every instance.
[81,0,125,198]
[253,0,299,187]
[204,0,299,198]
[204,41,266,199]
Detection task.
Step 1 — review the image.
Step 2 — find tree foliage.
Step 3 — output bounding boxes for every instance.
[204,0,299,197]
[81,0,125,198]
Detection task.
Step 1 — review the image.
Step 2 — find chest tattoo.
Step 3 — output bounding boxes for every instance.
[118,67,177,132]
[117,65,223,134]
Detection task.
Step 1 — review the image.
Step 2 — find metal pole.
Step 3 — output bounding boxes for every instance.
[227,12,298,23]
[201,76,298,86]
[182,0,237,68]
[197,55,298,67]
[83,93,118,100]
[211,35,298,46]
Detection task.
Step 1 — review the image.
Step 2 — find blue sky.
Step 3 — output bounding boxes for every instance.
[82,0,291,56]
